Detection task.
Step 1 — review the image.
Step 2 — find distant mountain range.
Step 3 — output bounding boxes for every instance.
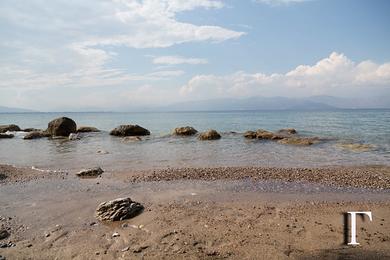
[1,95,389,112]
[0,106,36,113]
[158,95,390,112]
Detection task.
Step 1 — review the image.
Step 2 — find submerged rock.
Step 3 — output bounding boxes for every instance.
[336,143,375,152]
[76,126,100,133]
[76,167,104,178]
[95,197,144,221]
[0,124,21,133]
[110,125,150,137]
[198,129,221,140]
[122,136,142,142]
[0,133,14,139]
[173,126,198,136]
[23,131,50,140]
[46,117,77,137]
[278,137,320,146]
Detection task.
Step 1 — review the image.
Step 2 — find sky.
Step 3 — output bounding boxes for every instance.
[0,0,390,111]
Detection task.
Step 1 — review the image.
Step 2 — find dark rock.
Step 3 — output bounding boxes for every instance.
[110,125,150,137]
[23,131,50,140]
[198,129,221,140]
[0,133,14,139]
[76,167,104,178]
[46,117,77,136]
[0,254,5,260]
[0,124,21,133]
[95,197,144,221]
[0,229,9,240]
[173,126,198,136]
[76,126,100,133]
[23,128,42,132]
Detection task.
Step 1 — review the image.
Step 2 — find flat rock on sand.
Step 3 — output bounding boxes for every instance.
[95,197,144,221]
[76,167,104,178]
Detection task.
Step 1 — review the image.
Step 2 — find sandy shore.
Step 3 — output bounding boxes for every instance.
[0,164,389,259]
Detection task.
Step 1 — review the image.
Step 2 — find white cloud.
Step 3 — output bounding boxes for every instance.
[0,0,243,91]
[180,52,390,99]
[152,56,208,65]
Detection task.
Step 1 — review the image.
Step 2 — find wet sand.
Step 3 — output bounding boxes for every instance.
[0,165,389,259]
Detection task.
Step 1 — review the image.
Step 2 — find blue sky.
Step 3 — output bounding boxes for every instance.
[0,0,389,111]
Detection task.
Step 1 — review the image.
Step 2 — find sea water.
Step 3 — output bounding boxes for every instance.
[0,110,389,171]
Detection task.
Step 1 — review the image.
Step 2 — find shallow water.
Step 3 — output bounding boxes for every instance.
[0,110,389,171]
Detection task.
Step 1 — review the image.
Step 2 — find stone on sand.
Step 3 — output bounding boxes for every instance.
[0,229,9,240]
[95,197,144,221]
[110,125,150,137]
[198,130,221,140]
[46,117,77,137]
[76,167,104,178]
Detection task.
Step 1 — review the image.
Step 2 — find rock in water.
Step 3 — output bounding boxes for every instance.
[198,129,221,140]
[173,126,198,136]
[76,126,100,133]
[278,137,320,146]
[0,124,21,133]
[23,131,51,140]
[0,134,14,139]
[76,167,104,178]
[95,198,144,221]
[110,125,150,137]
[244,131,257,139]
[46,117,77,136]
[0,229,9,240]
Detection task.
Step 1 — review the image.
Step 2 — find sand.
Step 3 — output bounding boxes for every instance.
[0,164,389,259]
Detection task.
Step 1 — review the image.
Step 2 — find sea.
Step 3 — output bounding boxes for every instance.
[0,110,389,172]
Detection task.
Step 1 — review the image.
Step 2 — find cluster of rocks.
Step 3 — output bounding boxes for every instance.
[244,128,320,146]
[1,118,323,146]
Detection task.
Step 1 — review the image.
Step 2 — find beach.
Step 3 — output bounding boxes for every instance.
[1,164,389,259]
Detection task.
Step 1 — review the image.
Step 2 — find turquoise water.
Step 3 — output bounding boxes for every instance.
[0,110,389,171]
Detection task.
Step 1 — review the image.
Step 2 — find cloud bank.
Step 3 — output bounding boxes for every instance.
[180,52,390,99]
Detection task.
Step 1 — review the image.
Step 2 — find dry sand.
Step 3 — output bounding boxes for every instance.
[0,164,389,259]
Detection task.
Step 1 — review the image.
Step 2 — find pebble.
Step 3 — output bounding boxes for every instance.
[112,232,120,238]
[121,246,129,252]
